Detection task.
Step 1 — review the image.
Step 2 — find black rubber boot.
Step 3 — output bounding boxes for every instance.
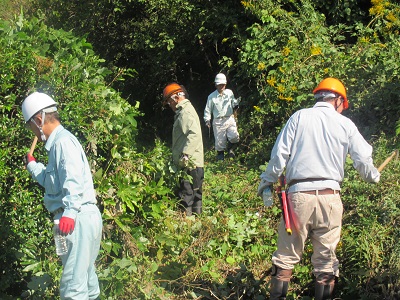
[227,141,238,158]
[314,273,336,300]
[216,151,224,161]
[192,200,202,215]
[269,265,292,300]
[180,204,192,216]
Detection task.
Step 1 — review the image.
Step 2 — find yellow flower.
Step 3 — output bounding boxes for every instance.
[257,62,266,70]
[324,68,329,74]
[282,47,291,56]
[277,84,285,93]
[267,77,276,87]
[369,0,385,16]
[278,94,293,101]
[310,46,322,55]
[241,1,251,8]
[386,12,397,23]
[253,105,261,111]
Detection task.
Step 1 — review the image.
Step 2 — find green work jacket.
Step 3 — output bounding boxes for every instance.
[172,99,204,168]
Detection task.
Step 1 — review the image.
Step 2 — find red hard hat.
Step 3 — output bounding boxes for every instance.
[162,83,183,104]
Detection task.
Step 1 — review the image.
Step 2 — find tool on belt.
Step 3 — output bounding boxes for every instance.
[276,174,292,235]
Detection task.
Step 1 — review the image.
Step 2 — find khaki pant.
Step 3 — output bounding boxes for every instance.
[213,115,239,151]
[272,192,343,277]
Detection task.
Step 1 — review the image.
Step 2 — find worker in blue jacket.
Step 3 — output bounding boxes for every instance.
[22,92,102,300]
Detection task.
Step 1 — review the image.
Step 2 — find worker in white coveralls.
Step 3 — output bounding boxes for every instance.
[22,92,102,300]
[257,78,380,300]
[204,73,241,161]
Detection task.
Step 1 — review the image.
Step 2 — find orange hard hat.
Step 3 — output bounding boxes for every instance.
[313,77,348,110]
[162,83,183,104]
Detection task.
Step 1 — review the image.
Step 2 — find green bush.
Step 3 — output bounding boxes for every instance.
[0,14,161,299]
[227,0,400,165]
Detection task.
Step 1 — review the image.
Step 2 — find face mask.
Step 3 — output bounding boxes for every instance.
[30,111,47,142]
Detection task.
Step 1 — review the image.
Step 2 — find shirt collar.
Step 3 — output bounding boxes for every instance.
[313,101,335,110]
[45,124,64,151]
[175,99,189,111]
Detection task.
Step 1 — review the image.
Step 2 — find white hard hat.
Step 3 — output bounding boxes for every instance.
[22,92,57,122]
[214,73,227,85]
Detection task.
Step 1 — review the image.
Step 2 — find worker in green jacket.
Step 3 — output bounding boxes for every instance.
[162,83,204,216]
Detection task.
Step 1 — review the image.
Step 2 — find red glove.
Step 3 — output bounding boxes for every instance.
[59,217,75,235]
[26,153,36,164]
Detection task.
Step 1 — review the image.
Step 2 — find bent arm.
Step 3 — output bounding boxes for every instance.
[348,129,380,183]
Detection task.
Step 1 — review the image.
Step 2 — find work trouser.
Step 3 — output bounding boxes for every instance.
[272,191,343,277]
[178,167,204,214]
[213,115,239,151]
[58,204,103,300]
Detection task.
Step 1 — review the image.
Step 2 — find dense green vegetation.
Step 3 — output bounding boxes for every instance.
[1,0,400,299]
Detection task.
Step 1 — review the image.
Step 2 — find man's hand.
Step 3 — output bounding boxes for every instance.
[257,179,271,197]
[179,154,189,168]
[205,120,211,128]
[24,153,36,167]
[59,217,75,235]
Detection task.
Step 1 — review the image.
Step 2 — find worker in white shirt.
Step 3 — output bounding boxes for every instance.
[257,78,380,300]
[204,73,241,160]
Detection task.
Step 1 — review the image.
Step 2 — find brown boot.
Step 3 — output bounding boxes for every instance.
[269,265,292,300]
[314,273,336,300]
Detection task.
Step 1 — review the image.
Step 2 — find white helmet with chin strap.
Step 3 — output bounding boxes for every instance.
[22,92,58,141]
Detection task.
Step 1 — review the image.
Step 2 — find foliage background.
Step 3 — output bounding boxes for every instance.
[1,0,400,299]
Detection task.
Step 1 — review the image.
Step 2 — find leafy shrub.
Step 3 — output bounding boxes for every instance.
[227,0,400,166]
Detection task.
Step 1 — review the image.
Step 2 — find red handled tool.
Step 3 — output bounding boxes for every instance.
[276,175,292,235]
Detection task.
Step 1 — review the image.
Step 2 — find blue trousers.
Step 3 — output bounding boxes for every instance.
[59,204,102,300]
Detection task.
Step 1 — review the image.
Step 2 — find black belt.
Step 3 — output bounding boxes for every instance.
[51,207,64,216]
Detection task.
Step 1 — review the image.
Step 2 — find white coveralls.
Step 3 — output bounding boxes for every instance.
[27,125,102,300]
[259,102,380,277]
[204,88,240,151]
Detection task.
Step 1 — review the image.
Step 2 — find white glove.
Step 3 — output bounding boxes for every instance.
[257,179,271,197]
[179,154,189,168]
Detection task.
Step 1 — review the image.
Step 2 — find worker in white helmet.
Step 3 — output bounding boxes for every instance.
[22,92,102,300]
[204,73,241,161]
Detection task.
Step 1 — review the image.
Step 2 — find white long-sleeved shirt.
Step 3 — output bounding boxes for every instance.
[260,102,380,192]
[27,125,97,219]
[203,88,240,122]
